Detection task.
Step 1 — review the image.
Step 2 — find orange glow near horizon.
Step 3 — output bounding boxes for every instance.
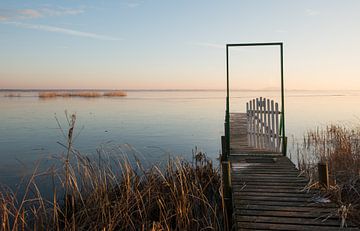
[1,1,360,90]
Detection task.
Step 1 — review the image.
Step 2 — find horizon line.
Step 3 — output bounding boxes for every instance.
[1,88,360,92]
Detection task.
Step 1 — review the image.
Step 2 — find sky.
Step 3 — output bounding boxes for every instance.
[0,0,360,90]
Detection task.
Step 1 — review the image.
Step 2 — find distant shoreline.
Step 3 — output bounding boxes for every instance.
[1,89,360,92]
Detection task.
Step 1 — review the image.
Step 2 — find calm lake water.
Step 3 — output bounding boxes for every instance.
[1,90,360,186]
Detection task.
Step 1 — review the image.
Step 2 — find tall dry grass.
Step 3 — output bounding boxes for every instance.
[38,91,126,98]
[0,114,224,230]
[297,124,360,226]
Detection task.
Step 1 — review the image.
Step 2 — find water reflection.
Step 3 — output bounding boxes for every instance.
[0,90,360,186]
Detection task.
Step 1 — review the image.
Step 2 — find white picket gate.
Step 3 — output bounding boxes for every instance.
[246,97,282,153]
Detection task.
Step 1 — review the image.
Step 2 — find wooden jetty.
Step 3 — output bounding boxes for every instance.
[222,43,358,230]
[224,109,358,230]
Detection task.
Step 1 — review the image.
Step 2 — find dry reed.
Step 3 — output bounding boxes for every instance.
[0,114,224,230]
[297,125,360,226]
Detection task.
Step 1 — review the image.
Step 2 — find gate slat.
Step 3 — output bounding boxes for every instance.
[267,99,272,151]
[256,98,259,148]
[259,97,263,149]
[252,99,256,147]
[275,102,280,152]
[263,98,268,149]
[245,97,281,153]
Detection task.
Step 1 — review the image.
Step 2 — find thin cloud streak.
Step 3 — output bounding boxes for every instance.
[17,9,42,19]
[0,6,85,21]
[3,21,122,41]
[0,15,7,21]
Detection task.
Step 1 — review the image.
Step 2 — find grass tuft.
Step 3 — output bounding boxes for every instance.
[0,114,224,230]
[297,124,360,227]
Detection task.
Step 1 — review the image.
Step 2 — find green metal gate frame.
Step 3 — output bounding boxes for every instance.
[224,42,286,158]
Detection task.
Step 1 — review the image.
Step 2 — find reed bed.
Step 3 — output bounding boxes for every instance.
[103,91,127,97]
[297,125,360,226]
[38,91,126,98]
[4,93,21,97]
[0,114,224,230]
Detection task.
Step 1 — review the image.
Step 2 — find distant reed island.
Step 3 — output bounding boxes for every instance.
[4,93,22,97]
[38,90,127,98]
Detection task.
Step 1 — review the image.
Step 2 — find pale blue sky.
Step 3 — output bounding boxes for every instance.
[1,0,359,89]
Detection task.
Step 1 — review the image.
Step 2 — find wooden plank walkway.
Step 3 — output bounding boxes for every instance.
[229,113,358,230]
[230,113,281,155]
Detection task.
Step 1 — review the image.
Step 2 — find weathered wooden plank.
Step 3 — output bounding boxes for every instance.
[234,199,338,208]
[232,161,295,165]
[233,173,305,177]
[236,215,342,226]
[236,222,356,231]
[231,181,308,187]
[233,180,308,184]
[233,167,298,171]
[233,176,308,181]
[234,183,307,189]
[232,164,298,168]
[232,160,295,165]
[233,180,308,185]
[234,184,304,189]
[235,209,338,219]
[234,162,298,168]
[233,184,307,190]
[232,179,307,184]
[227,113,356,230]
[232,170,302,174]
[233,188,313,194]
[235,195,314,202]
[233,187,309,193]
[232,173,303,177]
[236,204,337,213]
[232,165,297,169]
[234,192,314,198]
[233,173,303,177]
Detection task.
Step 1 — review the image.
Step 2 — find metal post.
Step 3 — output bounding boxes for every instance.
[226,43,285,156]
[280,43,286,156]
[223,45,233,230]
[224,42,286,230]
[225,45,230,160]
